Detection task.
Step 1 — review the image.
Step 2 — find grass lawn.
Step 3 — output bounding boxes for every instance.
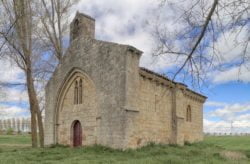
[0,134,31,146]
[0,135,249,164]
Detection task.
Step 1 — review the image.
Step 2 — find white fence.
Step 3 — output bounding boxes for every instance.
[204,132,250,136]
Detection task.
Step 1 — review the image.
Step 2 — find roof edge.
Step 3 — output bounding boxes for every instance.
[139,67,207,99]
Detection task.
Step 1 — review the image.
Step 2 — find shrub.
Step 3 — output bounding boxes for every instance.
[0,130,5,135]
[6,128,14,135]
[184,141,192,146]
[49,144,69,148]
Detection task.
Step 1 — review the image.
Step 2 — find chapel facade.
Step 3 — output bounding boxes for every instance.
[44,12,207,149]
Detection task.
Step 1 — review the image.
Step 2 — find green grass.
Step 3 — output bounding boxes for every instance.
[0,135,249,164]
[0,134,31,145]
[204,136,250,151]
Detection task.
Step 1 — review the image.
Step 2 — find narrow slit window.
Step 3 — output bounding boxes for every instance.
[79,79,83,104]
[186,107,189,121]
[189,106,192,122]
[186,105,191,122]
[74,81,78,104]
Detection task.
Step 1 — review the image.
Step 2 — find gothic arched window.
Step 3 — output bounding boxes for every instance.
[186,105,192,122]
[79,79,83,104]
[74,81,78,104]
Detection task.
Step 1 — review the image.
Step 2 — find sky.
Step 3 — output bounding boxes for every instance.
[0,0,249,134]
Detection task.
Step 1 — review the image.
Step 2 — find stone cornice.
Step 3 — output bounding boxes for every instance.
[139,67,174,88]
[182,89,206,103]
[139,67,207,103]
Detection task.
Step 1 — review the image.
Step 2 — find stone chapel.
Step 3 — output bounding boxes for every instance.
[44,12,207,149]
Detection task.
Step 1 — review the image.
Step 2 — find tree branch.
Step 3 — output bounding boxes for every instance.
[172,0,218,80]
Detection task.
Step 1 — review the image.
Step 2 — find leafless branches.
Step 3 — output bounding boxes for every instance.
[0,0,43,147]
[173,0,218,80]
[153,0,250,88]
[37,0,79,61]
[0,0,79,147]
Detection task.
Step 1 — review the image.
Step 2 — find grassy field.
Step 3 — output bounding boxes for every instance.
[0,135,249,164]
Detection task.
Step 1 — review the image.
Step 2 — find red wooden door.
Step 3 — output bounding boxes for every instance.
[73,121,82,147]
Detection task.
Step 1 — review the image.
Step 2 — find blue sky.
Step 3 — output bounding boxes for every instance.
[0,0,249,133]
[206,82,250,104]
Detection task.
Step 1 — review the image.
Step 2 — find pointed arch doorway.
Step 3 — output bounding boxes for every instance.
[55,68,98,146]
[72,120,82,147]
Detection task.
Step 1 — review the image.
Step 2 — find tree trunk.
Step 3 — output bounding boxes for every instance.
[30,108,38,147]
[18,0,44,148]
[26,60,40,147]
[37,108,44,147]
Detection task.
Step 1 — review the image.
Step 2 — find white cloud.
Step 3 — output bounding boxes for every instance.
[0,58,27,108]
[204,119,250,134]
[205,101,228,107]
[208,102,250,120]
[204,101,250,133]
[0,87,28,103]
[0,58,23,84]
[212,66,250,84]
[0,105,28,119]
[208,26,250,84]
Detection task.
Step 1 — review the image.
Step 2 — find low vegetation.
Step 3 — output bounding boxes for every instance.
[0,135,249,164]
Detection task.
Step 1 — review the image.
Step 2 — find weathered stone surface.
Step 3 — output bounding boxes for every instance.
[44,12,206,149]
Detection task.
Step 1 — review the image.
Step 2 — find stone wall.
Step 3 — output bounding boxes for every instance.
[182,94,204,142]
[127,74,173,148]
[123,68,206,148]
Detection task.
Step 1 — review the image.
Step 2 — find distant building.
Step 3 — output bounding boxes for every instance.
[44,12,206,149]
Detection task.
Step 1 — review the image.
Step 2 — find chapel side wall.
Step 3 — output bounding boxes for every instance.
[126,75,173,148]
[183,96,204,142]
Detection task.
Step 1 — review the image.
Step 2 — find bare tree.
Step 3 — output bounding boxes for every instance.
[26,117,31,132]
[34,0,80,146]
[17,118,21,132]
[0,0,41,147]
[22,117,25,132]
[0,119,3,130]
[12,117,15,131]
[153,0,249,88]
[0,85,4,103]
[37,0,79,61]
[7,118,11,129]
[3,119,7,130]
[0,0,80,147]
